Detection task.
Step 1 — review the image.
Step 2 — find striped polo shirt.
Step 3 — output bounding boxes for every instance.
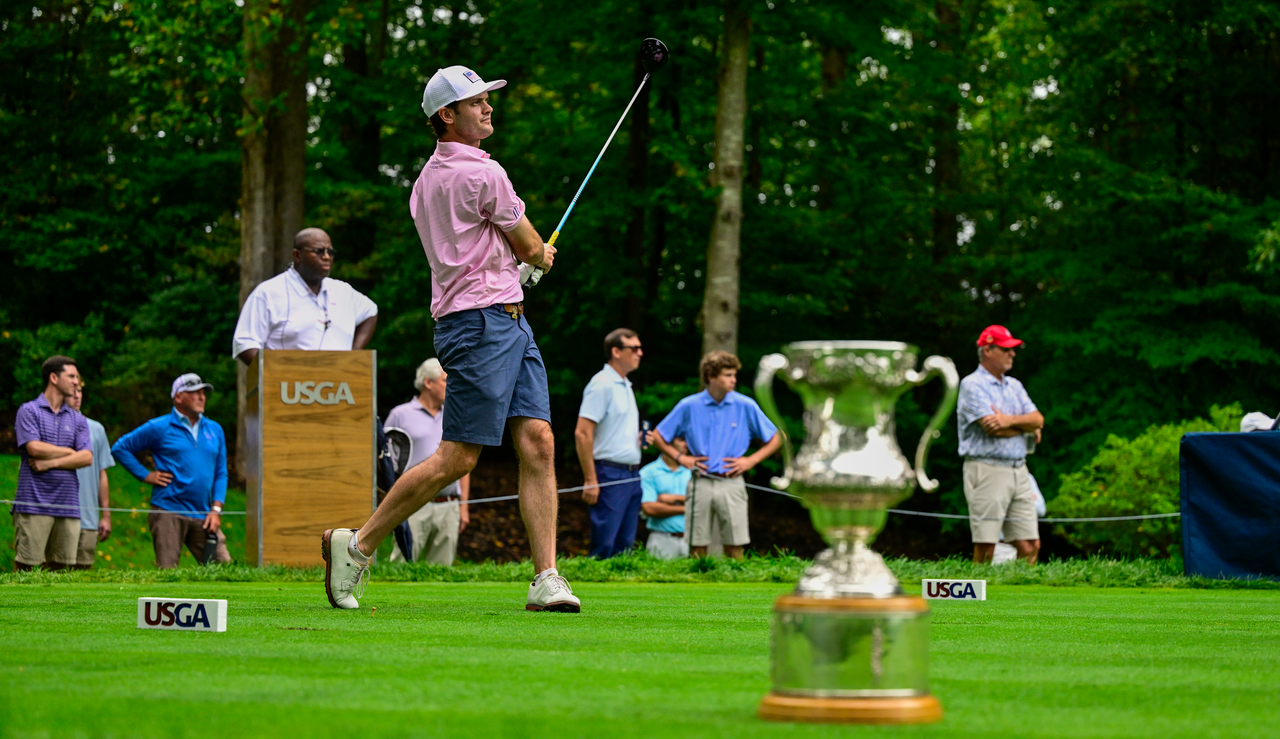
[14,394,90,518]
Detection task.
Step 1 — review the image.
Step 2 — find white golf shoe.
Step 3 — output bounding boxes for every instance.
[526,572,581,613]
[322,529,369,610]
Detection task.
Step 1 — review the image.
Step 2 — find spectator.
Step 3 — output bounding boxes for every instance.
[575,329,645,559]
[66,387,115,570]
[12,356,92,571]
[651,351,782,559]
[958,325,1045,565]
[640,436,692,560]
[112,374,231,568]
[232,228,379,365]
[383,359,471,565]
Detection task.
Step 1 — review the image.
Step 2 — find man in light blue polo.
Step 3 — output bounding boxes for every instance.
[112,373,230,569]
[651,351,782,559]
[575,328,644,558]
[67,387,115,570]
[640,436,692,559]
[958,325,1044,565]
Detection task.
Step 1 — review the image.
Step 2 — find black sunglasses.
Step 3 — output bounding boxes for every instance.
[299,246,336,257]
[618,345,643,352]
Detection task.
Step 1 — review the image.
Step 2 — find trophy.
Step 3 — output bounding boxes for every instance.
[754,341,958,723]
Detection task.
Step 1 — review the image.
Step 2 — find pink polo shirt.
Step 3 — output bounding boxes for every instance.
[409,141,527,319]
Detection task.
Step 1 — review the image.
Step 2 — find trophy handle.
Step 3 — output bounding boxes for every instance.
[754,353,795,489]
[908,355,959,492]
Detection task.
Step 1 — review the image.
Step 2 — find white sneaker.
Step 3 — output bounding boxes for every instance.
[322,529,369,609]
[526,573,581,613]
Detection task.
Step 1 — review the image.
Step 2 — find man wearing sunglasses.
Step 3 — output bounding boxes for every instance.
[957,325,1045,565]
[575,329,646,558]
[232,228,379,364]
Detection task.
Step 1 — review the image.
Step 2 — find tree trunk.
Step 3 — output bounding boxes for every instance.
[622,52,652,334]
[700,0,750,359]
[237,0,309,479]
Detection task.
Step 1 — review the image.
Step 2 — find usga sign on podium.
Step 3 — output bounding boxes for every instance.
[922,579,987,601]
[137,598,227,632]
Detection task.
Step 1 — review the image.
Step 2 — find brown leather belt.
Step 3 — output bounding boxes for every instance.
[500,302,524,319]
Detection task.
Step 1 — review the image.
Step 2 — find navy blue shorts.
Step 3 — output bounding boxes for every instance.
[434,305,551,446]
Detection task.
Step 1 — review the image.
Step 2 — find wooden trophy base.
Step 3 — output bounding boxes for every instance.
[758,693,943,724]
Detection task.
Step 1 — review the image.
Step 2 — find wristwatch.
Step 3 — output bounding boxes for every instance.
[211,503,223,513]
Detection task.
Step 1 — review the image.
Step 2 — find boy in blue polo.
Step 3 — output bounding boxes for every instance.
[651,351,782,559]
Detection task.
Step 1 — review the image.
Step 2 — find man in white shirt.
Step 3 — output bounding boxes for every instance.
[232,228,379,364]
[384,359,471,565]
[575,329,644,559]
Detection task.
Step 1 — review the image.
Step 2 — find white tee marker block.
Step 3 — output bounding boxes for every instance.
[922,579,987,601]
[137,598,227,632]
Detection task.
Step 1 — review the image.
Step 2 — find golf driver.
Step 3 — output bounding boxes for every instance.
[524,37,669,287]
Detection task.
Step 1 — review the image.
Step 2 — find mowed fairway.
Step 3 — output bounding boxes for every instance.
[1,583,1277,738]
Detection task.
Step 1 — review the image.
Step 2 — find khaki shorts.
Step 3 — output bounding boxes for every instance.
[686,476,750,548]
[148,511,231,569]
[388,500,460,566]
[13,513,80,567]
[77,528,98,568]
[963,460,1039,544]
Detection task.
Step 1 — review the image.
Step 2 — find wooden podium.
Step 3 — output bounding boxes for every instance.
[244,350,377,566]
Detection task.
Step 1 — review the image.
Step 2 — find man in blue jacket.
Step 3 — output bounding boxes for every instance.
[112,373,230,568]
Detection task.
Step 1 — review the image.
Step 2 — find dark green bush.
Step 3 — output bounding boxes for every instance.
[1049,404,1242,558]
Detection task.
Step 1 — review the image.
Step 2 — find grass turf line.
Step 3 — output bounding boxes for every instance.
[2,550,1276,589]
[0,583,1276,738]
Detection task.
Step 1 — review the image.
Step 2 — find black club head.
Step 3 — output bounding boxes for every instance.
[640,38,669,74]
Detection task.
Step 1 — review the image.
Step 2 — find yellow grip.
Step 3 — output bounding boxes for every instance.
[548,231,560,246]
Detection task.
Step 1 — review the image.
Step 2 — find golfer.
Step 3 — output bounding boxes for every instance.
[323,65,578,613]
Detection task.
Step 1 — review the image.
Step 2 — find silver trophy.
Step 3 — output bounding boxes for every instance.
[754,341,957,724]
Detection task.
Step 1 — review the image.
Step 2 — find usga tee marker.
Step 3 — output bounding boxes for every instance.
[137,597,227,632]
[922,579,987,601]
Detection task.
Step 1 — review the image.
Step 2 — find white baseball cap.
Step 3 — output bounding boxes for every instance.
[1241,411,1276,433]
[171,373,213,398]
[421,66,507,118]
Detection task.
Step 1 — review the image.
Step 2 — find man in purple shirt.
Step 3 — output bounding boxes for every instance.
[322,65,577,614]
[12,355,92,571]
[383,358,471,565]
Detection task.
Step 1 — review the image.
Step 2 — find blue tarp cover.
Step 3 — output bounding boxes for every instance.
[1180,432,1280,580]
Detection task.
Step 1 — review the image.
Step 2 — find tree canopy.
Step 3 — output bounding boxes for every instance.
[3,0,1278,515]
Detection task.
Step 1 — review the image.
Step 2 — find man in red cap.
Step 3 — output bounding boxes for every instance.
[956,325,1045,564]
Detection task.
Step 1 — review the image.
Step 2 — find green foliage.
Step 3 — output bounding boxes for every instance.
[2,0,1278,525]
[1049,404,1243,559]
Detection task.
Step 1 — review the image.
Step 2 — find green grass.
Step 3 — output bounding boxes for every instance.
[2,551,1277,590]
[1,582,1276,738]
[1,453,248,570]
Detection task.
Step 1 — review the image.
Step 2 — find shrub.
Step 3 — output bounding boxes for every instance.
[1049,404,1242,558]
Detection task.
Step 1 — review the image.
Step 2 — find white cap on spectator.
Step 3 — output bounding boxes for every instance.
[1240,412,1275,433]
[421,66,506,118]
[171,373,213,398]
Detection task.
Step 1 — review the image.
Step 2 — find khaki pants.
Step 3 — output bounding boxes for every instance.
[389,500,460,566]
[13,513,79,567]
[686,476,750,548]
[148,511,231,569]
[962,460,1040,544]
[76,529,98,568]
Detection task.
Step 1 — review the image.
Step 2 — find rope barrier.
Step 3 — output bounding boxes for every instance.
[2,475,1182,523]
